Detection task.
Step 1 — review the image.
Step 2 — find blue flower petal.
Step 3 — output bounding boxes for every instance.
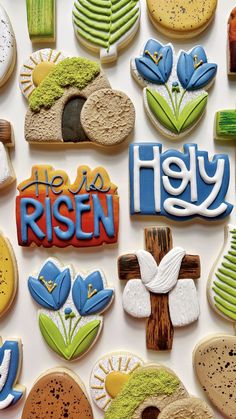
[84,271,104,292]
[157,46,173,83]
[52,268,71,309]
[72,275,88,314]
[190,46,207,63]
[80,289,114,315]
[177,51,195,89]
[38,260,61,282]
[28,277,57,310]
[187,63,217,90]
[135,57,165,84]
[143,39,163,56]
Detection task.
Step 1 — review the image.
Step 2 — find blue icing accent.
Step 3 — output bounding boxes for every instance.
[28,260,71,310]
[177,45,217,90]
[93,195,115,238]
[129,143,233,221]
[72,271,113,316]
[20,198,45,244]
[75,194,93,240]
[0,340,23,409]
[135,39,173,84]
[45,197,52,242]
[53,196,75,240]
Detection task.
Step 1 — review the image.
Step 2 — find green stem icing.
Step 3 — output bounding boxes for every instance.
[58,312,68,344]
[165,83,176,116]
[69,316,82,341]
[68,317,73,344]
[176,89,186,116]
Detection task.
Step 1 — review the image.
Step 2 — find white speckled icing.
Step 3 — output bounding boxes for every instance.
[0,5,15,86]
[122,279,151,318]
[169,278,200,327]
[0,349,14,410]
[0,143,14,189]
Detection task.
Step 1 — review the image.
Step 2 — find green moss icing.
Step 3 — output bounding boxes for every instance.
[104,367,180,419]
[29,57,100,112]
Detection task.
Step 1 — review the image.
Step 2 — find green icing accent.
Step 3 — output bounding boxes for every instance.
[146,88,178,134]
[26,0,55,39]
[216,110,236,140]
[73,0,139,53]
[178,93,208,132]
[104,368,180,419]
[213,228,236,321]
[29,57,100,112]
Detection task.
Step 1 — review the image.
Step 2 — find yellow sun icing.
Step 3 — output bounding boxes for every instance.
[32,61,55,86]
[105,372,129,399]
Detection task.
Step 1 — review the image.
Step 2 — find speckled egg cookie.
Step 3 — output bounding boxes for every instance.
[147,0,217,39]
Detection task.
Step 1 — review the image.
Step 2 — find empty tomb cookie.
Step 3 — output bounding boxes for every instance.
[16,165,119,248]
[193,334,236,419]
[26,0,56,43]
[207,224,236,322]
[73,0,140,64]
[0,232,17,319]
[0,4,16,87]
[90,352,215,418]
[27,258,114,360]
[0,337,25,410]
[146,0,217,39]
[131,40,217,139]
[0,119,15,190]
[22,368,93,418]
[20,49,135,145]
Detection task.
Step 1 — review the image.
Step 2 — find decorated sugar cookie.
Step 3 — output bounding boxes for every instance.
[22,368,93,418]
[26,0,56,43]
[146,0,217,39]
[20,50,135,145]
[73,0,140,64]
[0,232,17,319]
[215,109,236,141]
[16,165,119,248]
[129,143,233,220]
[28,258,114,360]
[118,227,200,351]
[90,352,215,418]
[0,119,15,190]
[0,4,16,87]
[193,334,236,419]
[207,225,236,322]
[131,40,217,139]
[0,337,25,410]
[228,8,236,76]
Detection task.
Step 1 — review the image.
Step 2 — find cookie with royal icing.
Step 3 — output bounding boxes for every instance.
[0,119,15,190]
[131,39,217,139]
[73,0,140,64]
[228,8,236,76]
[26,0,56,43]
[193,334,236,419]
[215,109,236,141]
[20,49,135,145]
[0,4,16,87]
[207,224,236,322]
[22,367,93,418]
[28,258,114,360]
[0,337,25,410]
[147,0,217,39]
[0,232,17,319]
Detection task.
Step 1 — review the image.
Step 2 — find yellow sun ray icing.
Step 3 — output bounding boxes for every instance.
[30,55,38,65]
[129,362,141,373]
[91,385,104,390]
[99,363,109,374]
[53,51,61,62]
[124,357,131,371]
[103,398,111,409]
[24,64,34,70]
[118,357,122,371]
[94,374,104,382]
[96,393,106,400]
[109,358,114,370]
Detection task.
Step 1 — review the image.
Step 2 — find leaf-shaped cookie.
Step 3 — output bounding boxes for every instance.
[178,93,208,132]
[39,313,67,358]
[68,320,101,360]
[146,88,178,133]
[73,0,140,63]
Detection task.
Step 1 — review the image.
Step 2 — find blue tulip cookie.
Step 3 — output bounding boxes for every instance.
[131,39,217,139]
[28,258,114,361]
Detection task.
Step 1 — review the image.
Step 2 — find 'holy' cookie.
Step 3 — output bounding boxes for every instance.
[28,258,114,360]
[0,337,25,410]
[73,0,140,63]
[20,49,135,145]
[26,0,56,43]
[0,119,15,190]
[0,232,17,319]
[0,4,16,87]
[22,368,93,418]
[193,334,236,419]
[147,0,217,39]
[131,39,217,139]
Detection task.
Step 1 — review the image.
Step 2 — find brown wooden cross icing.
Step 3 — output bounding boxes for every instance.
[118,226,200,351]
[0,119,12,145]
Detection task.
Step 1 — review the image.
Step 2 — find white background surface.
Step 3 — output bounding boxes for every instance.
[0,0,235,418]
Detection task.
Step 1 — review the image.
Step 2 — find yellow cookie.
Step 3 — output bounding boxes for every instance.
[147,0,217,38]
[0,232,17,318]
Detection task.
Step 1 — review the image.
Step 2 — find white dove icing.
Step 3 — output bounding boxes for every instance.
[136,247,186,294]
[0,5,15,85]
[168,278,200,327]
[122,279,151,318]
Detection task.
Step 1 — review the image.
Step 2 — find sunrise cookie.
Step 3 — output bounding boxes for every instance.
[0,5,16,87]
[26,0,56,43]
[73,0,140,63]
[147,0,217,39]
[193,334,236,419]
[22,368,93,418]
[0,120,15,190]
[131,39,217,139]
[207,224,236,322]
[0,337,25,409]
[27,258,114,360]
[0,232,17,319]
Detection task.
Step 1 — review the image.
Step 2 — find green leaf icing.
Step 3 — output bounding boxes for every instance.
[216,110,236,140]
[104,368,180,419]
[213,228,236,321]
[146,88,179,133]
[29,57,100,112]
[73,0,140,52]
[178,93,208,132]
[26,0,55,40]
[39,313,68,358]
[68,320,101,359]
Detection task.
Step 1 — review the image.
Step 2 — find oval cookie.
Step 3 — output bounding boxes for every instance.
[0,232,17,319]
[22,368,93,418]
[0,5,16,87]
